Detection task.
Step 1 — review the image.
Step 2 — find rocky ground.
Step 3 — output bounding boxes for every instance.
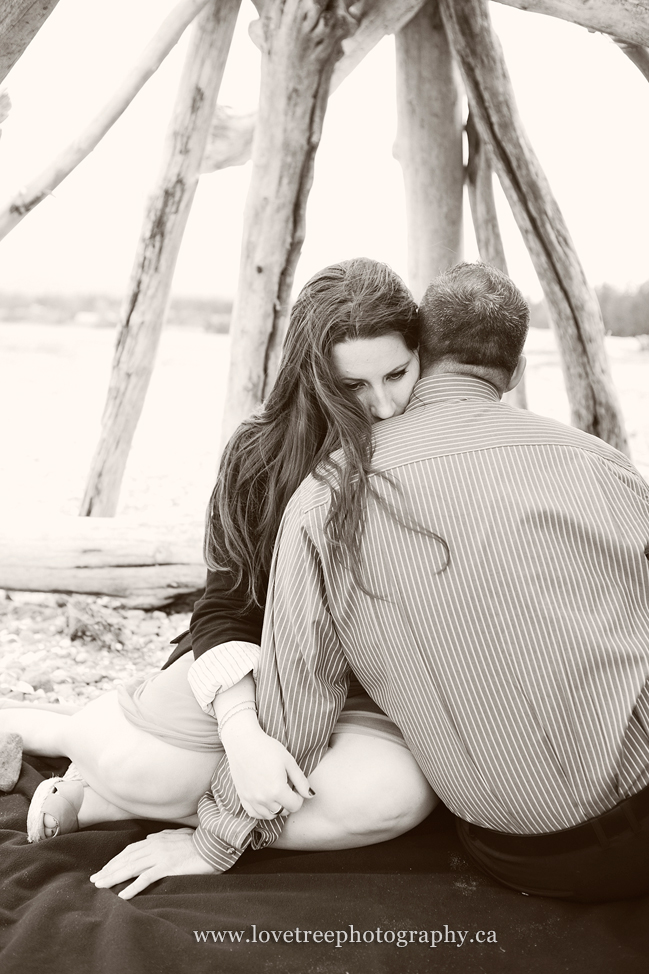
[0,590,190,708]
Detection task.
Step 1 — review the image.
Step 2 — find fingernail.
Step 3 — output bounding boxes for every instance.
[308,788,316,797]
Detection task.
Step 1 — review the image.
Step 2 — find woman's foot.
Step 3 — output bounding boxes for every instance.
[26,777,84,842]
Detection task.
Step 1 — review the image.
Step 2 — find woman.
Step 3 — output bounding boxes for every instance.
[3,258,437,885]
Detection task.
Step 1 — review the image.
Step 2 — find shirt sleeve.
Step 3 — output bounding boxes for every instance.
[190,567,265,660]
[187,641,260,717]
[193,495,351,871]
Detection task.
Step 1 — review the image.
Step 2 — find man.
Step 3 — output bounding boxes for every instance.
[97,263,649,900]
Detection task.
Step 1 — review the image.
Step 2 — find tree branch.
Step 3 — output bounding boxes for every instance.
[0,0,210,243]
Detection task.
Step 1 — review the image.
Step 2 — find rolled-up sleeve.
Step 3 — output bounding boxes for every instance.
[193,494,350,870]
[188,641,260,717]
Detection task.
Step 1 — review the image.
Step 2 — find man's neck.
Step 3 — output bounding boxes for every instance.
[420,361,507,397]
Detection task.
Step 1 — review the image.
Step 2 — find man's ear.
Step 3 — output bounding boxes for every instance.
[506,354,526,392]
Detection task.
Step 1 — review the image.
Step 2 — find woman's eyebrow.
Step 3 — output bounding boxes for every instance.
[342,359,411,381]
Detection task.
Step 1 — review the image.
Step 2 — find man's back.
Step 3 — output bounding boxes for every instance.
[290,374,649,833]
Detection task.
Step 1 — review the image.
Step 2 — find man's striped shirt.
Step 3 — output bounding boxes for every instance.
[193,374,649,871]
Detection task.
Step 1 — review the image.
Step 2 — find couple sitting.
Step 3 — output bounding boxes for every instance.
[4,259,649,903]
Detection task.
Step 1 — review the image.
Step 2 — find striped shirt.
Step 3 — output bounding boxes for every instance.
[193,374,649,871]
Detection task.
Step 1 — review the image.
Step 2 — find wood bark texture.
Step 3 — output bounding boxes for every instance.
[495,0,649,47]
[80,0,240,517]
[220,0,357,443]
[0,0,210,243]
[0,517,204,608]
[466,111,527,409]
[395,0,463,301]
[201,0,428,174]
[333,0,427,87]
[0,0,60,84]
[440,0,628,452]
[615,41,649,83]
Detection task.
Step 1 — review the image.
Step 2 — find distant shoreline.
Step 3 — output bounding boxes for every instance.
[2,285,648,337]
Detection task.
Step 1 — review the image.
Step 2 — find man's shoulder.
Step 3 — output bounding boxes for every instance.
[285,470,332,517]
[371,398,638,477]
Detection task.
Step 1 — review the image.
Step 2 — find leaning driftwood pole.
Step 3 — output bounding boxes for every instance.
[615,41,649,84]
[494,0,649,47]
[331,0,426,87]
[201,0,429,175]
[440,0,628,453]
[0,0,61,85]
[466,111,527,409]
[220,0,357,443]
[80,0,240,517]
[466,112,507,273]
[394,0,463,301]
[0,0,209,243]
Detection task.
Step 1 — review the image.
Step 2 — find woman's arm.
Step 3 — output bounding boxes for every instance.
[212,673,312,820]
[191,567,265,659]
[185,518,266,716]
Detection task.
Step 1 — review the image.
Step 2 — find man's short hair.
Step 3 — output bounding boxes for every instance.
[419,262,530,377]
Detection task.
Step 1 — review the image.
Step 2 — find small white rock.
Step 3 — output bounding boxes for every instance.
[51,669,72,683]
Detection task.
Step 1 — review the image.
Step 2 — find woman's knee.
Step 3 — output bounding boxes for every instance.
[315,734,437,842]
[345,762,435,840]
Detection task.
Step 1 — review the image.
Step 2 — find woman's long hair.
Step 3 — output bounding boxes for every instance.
[205,258,421,606]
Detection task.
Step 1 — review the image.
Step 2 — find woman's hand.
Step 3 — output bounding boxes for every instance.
[220,711,313,820]
[90,829,215,900]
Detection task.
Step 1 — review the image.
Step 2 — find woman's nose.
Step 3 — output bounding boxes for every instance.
[368,388,395,420]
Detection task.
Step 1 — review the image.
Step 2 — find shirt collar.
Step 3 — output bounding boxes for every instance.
[405,373,501,413]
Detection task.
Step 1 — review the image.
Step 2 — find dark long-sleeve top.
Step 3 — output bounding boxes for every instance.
[191,374,649,871]
[190,565,265,660]
[165,509,268,710]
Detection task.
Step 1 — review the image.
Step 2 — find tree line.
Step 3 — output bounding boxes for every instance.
[1,282,647,337]
[530,282,649,337]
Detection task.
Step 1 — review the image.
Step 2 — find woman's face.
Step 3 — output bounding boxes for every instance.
[331,332,420,423]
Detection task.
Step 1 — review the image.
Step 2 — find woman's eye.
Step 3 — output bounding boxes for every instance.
[387,369,407,382]
[345,382,363,393]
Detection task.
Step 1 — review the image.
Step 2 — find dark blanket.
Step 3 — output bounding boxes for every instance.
[1,757,648,974]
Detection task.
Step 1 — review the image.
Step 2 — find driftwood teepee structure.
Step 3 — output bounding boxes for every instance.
[1,0,647,605]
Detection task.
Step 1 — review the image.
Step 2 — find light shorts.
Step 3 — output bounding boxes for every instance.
[118,654,407,752]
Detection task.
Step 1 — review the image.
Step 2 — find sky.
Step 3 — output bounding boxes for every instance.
[0,0,647,302]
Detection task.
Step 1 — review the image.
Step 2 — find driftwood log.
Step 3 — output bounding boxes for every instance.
[0,0,209,243]
[394,0,463,301]
[0,0,60,85]
[80,0,240,518]
[220,0,357,444]
[0,517,204,608]
[440,0,628,453]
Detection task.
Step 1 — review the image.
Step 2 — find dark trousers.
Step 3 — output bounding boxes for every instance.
[456,781,649,902]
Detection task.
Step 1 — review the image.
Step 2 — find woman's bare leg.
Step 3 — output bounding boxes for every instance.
[274,732,437,851]
[2,695,435,846]
[76,786,200,829]
[0,692,219,825]
[62,692,219,821]
[0,706,72,756]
